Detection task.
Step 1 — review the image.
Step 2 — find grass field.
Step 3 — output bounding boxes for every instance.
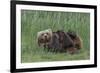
[21,10,90,63]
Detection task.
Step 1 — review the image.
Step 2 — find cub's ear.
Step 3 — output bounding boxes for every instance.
[67,30,77,39]
[68,30,76,34]
[56,30,64,33]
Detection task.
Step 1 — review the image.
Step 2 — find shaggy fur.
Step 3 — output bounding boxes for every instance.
[67,30,83,50]
[47,32,62,52]
[56,30,77,54]
[37,29,82,54]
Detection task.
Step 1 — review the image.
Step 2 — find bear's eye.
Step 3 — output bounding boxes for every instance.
[41,39,43,41]
[41,33,44,35]
[46,33,48,35]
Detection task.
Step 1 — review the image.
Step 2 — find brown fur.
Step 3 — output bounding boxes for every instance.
[67,47,77,54]
[67,31,83,50]
[73,36,83,50]
[37,29,82,54]
[56,30,77,53]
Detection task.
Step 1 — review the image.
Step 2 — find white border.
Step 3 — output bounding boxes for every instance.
[16,5,94,69]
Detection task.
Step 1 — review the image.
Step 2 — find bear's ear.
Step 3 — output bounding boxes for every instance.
[67,30,77,39]
[37,32,40,38]
[67,30,77,35]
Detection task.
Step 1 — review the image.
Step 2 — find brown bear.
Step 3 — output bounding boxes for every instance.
[37,29,82,54]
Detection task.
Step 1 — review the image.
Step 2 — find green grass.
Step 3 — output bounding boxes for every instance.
[21,10,90,63]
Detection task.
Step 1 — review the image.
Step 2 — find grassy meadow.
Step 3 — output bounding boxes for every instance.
[21,10,90,63]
